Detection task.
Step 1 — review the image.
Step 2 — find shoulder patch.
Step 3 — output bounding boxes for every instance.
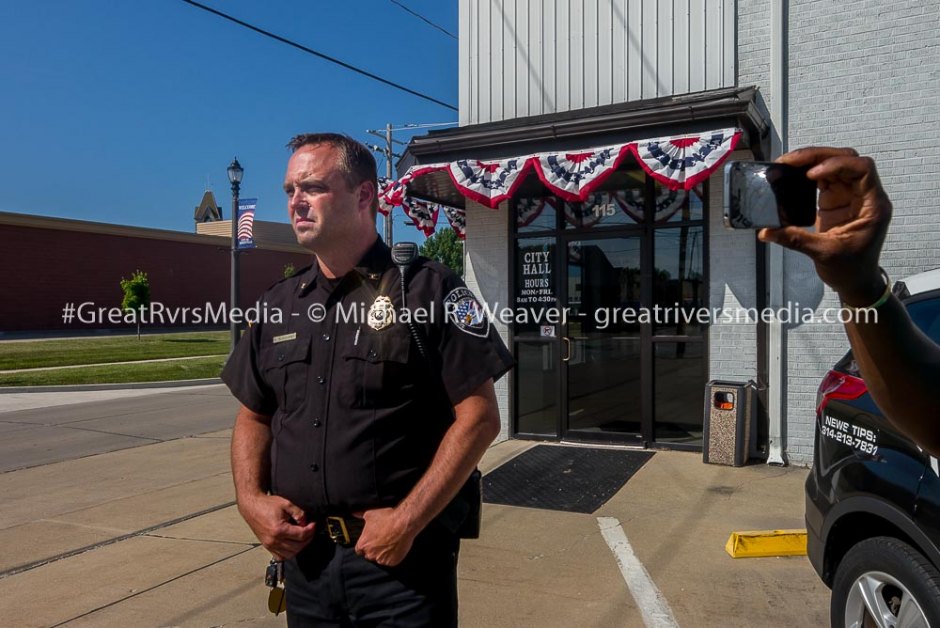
[444,287,490,337]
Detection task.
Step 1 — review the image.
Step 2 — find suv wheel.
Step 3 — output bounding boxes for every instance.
[832,537,940,628]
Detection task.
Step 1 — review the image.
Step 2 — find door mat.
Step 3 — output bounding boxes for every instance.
[483,445,655,514]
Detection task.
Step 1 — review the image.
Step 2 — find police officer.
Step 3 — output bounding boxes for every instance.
[221,133,513,627]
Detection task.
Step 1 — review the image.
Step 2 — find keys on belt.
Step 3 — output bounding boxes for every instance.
[324,515,365,546]
[264,558,286,615]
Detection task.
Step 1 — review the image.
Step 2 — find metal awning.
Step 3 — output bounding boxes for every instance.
[382,128,741,237]
[384,87,769,237]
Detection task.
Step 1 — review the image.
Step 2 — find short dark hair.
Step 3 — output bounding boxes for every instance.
[287,133,379,218]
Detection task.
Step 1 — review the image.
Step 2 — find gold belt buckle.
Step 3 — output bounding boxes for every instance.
[325,516,351,545]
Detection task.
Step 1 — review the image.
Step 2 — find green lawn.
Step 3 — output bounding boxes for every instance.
[0,356,226,387]
[0,331,230,370]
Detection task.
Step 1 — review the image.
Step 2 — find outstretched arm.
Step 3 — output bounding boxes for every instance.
[760,147,940,456]
[840,295,940,455]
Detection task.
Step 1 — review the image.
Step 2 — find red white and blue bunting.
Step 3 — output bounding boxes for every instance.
[441,205,466,239]
[613,188,687,223]
[516,197,554,228]
[448,157,530,207]
[380,127,741,236]
[534,145,629,201]
[629,128,740,190]
[401,196,440,237]
[562,193,607,228]
[377,178,397,216]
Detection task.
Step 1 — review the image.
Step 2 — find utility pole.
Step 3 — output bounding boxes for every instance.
[367,125,407,245]
[367,122,457,244]
[385,122,394,245]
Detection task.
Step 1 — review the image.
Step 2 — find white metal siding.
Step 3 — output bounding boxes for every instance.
[460,0,737,125]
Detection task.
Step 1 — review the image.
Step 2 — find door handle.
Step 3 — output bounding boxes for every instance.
[562,337,571,362]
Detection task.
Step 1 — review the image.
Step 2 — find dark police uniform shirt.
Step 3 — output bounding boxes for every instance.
[221,237,513,517]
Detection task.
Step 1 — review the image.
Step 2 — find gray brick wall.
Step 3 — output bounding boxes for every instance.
[738,0,940,465]
[737,0,773,111]
[709,150,759,384]
[463,201,513,441]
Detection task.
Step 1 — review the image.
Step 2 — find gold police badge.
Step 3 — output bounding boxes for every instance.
[367,296,395,331]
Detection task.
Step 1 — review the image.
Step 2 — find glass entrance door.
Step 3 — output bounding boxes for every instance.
[511,174,708,448]
[563,236,643,443]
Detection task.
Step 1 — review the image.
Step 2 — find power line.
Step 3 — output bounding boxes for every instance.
[179,0,457,111]
[389,0,457,40]
[396,121,458,130]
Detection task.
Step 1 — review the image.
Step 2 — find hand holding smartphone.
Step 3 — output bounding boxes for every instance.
[724,161,818,229]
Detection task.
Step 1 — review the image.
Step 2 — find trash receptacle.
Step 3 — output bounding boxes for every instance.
[703,380,753,467]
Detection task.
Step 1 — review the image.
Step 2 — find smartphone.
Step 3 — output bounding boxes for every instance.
[723,161,817,229]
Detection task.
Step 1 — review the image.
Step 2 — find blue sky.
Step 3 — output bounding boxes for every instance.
[0,0,457,239]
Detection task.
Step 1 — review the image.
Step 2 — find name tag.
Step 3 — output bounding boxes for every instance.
[272,332,297,344]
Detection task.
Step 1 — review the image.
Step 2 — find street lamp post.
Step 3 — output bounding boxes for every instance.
[227,158,243,353]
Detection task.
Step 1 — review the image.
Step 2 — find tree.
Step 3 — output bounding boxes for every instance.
[120,269,150,340]
[420,228,463,277]
[283,263,296,278]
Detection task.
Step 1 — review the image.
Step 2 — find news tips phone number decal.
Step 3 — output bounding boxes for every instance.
[822,414,879,456]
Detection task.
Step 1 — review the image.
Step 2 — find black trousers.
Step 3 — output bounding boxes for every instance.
[284,526,460,627]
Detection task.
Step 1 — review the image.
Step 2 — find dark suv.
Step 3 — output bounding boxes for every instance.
[806,269,940,627]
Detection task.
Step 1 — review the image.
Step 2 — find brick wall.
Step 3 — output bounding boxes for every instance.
[0,223,312,332]
[737,0,940,464]
[464,201,512,441]
[708,150,759,384]
[737,0,773,113]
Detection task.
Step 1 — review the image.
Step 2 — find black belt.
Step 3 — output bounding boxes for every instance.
[321,515,365,547]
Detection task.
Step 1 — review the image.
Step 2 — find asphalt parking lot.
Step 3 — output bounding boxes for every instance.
[0,385,830,627]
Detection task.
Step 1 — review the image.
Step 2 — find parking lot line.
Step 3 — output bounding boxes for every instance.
[597,516,679,628]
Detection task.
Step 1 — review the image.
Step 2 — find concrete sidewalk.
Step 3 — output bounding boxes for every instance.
[0,383,229,413]
[0,438,828,626]
[460,443,828,627]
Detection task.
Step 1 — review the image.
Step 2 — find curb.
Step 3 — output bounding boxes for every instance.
[725,529,808,558]
[0,378,223,394]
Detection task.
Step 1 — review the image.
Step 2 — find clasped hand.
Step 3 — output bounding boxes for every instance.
[240,494,317,561]
[353,507,417,567]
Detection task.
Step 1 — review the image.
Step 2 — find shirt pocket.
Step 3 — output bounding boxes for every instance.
[260,335,312,414]
[340,327,412,409]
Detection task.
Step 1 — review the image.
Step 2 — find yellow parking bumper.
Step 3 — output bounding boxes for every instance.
[725,529,808,558]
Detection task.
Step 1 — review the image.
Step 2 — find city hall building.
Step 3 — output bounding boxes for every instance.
[384,0,938,465]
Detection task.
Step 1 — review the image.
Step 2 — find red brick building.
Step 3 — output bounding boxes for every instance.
[0,212,311,332]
